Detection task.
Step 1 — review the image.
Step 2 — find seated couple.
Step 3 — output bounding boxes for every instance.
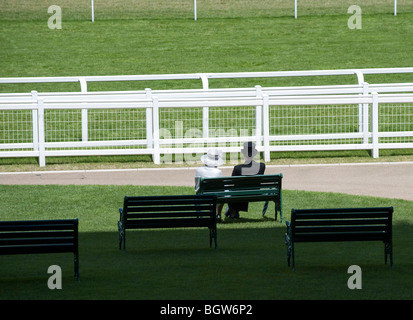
[195,142,265,221]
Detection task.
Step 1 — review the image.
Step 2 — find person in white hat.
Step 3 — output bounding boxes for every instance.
[195,148,224,221]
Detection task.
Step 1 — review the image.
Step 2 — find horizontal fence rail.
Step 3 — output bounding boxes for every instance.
[2,67,413,92]
[1,86,413,166]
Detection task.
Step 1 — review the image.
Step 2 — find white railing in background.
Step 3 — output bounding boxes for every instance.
[1,68,412,166]
[90,0,399,22]
[294,0,399,19]
[1,88,413,166]
[2,67,413,92]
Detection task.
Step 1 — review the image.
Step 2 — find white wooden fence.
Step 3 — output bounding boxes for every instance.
[1,87,413,166]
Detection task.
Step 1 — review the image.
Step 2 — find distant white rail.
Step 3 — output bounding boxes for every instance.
[1,67,413,92]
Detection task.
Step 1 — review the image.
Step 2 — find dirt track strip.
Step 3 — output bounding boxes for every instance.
[1,162,413,201]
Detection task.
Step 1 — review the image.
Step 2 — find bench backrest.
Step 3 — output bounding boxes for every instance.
[0,219,79,255]
[197,174,282,196]
[120,195,217,229]
[290,207,393,243]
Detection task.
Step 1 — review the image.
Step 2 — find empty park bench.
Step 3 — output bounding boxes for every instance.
[118,195,218,251]
[0,219,79,280]
[285,207,393,270]
[196,174,283,222]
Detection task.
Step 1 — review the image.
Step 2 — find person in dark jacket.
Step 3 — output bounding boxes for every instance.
[225,142,265,218]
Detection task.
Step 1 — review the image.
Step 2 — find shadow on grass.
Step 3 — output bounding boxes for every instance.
[1,222,412,300]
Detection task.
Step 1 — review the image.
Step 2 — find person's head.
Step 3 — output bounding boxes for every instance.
[200,148,224,167]
[241,142,258,159]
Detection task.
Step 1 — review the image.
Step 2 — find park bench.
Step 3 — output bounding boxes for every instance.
[196,174,283,222]
[118,195,218,251]
[0,219,79,280]
[285,207,393,270]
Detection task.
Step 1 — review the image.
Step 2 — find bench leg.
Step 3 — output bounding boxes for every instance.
[210,227,218,250]
[118,221,126,251]
[74,253,80,282]
[262,201,269,216]
[384,240,393,267]
[285,226,294,270]
[271,200,283,224]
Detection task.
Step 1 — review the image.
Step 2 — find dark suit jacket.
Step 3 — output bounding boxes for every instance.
[230,160,266,212]
[232,160,265,177]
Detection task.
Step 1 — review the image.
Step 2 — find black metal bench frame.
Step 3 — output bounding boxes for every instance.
[196,174,283,222]
[285,207,393,270]
[118,195,218,251]
[0,219,79,281]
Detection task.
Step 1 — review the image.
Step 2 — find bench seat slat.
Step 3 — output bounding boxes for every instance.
[200,189,279,196]
[0,243,76,255]
[295,225,390,234]
[294,232,390,243]
[201,184,280,191]
[294,212,391,220]
[125,218,214,229]
[126,211,215,219]
[125,204,214,213]
[0,237,76,246]
[295,218,390,226]
[0,224,77,232]
[126,198,215,206]
[0,231,75,239]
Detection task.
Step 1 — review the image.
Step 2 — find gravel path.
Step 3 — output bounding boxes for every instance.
[1,162,412,201]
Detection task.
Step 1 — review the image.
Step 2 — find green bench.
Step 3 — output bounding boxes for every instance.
[118,195,218,251]
[196,174,283,222]
[0,219,80,281]
[285,207,393,270]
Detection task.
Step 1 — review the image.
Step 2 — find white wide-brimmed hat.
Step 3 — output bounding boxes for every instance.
[241,142,258,158]
[201,148,224,167]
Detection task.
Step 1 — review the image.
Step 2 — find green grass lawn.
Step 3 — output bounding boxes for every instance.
[0,185,412,300]
[1,5,413,91]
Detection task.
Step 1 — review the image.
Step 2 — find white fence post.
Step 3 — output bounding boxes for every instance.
[202,106,209,140]
[201,74,210,140]
[79,77,88,142]
[152,97,160,164]
[262,95,270,162]
[294,0,298,19]
[31,90,39,152]
[361,82,369,144]
[145,88,153,149]
[371,92,379,158]
[91,0,95,22]
[255,85,263,148]
[37,98,46,167]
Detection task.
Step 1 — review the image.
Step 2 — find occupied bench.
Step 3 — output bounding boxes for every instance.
[196,174,283,222]
[0,219,79,280]
[118,195,218,251]
[285,207,393,270]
